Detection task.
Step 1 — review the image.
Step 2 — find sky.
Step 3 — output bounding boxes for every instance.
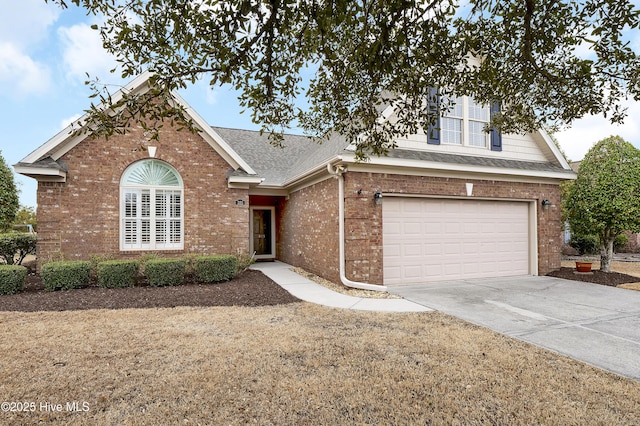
[2,0,640,208]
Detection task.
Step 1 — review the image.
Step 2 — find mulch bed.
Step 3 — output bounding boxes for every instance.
[546,267,640,287]
[4,263,638,313]
[0,269,300,312]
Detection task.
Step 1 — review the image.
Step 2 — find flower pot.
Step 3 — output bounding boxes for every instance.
[575,262,593,273]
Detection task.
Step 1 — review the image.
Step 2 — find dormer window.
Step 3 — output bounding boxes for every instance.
[441,96,490,148]
[427,91,502,151]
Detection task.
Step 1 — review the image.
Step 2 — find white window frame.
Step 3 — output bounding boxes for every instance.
[441,96,490,148]
[120,160,184,251]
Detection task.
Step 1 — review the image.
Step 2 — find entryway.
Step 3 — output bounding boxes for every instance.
[250,207,276,259]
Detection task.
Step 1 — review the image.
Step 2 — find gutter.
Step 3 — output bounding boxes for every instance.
[327,163,388,292]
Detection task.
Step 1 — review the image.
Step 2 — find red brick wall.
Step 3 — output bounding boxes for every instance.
[279,172,563,286]
[343,173,562,284]
[620,231,640,253]
[278,178,341,283]
[36,124,250,266]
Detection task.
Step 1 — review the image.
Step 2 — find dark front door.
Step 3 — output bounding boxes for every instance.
[251,207,275,258]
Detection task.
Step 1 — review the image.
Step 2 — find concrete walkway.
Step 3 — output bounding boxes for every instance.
[250,261,430,312]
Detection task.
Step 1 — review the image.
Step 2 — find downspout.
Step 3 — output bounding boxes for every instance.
[327,163,388,292]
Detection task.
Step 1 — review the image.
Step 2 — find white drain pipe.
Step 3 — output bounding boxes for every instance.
[327,163,388,292]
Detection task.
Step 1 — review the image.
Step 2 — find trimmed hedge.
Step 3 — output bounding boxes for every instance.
[42,261,91,291]
[145,258,186,287]
[195,255,237,283]
[97,260,138,288]
[0,265,27,295]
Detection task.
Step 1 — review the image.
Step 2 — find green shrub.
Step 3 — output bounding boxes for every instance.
[195,255,238,283]
[0,233,36,265]
[569,234,599,255]
[97,260,138,288]
[145,258,186,287]
[0,265,27,294]
[42,261,91,291]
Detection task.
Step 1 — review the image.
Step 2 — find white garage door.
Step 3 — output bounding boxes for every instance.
[383,198,530,285]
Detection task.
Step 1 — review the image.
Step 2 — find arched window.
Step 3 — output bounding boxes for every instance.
[120,160,184,250]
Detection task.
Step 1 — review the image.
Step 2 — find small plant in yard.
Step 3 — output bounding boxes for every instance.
[135,252,164,280]
[97,260,139,288]
[235,252,256,274]
[88,253,116,280]
[145,258,186,287]
[195,255,237,283]
[0,265,27,294]
[42,261,91,291]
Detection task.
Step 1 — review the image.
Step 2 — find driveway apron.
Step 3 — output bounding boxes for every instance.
[389,275,640,381]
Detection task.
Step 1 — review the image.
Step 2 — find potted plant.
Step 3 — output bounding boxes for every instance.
[575,261,593,273]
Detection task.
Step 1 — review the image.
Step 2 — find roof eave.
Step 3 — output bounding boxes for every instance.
[341,154,577,182]
[14,165,67,182]
[537,128,573,170]
[19,72,255,177]
[227,175,264,189]
[170,92,257,175]
[20,72,155,165]
[280,155,344,188]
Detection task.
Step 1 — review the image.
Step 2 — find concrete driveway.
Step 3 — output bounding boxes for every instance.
[389,275,640,381]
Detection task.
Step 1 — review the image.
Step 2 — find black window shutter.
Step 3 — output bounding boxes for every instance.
[490,101,502,151]
[427,87,440,145]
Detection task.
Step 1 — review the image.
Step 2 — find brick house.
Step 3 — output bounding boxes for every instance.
[15,73,575,290]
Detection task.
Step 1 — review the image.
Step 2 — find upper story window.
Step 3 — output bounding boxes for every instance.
[120,160,184,251]
[441,96,490,148]
[426,90,502,152]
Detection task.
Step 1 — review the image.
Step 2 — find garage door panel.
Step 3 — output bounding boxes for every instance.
[383,198,530,285]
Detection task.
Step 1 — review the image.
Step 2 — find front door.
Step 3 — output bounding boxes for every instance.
[250,207,276,259]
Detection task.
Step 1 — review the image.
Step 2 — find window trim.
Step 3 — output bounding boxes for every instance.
[119,160,184,251]
[441,96,490,148]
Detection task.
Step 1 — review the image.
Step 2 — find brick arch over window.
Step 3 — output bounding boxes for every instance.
[120,160,184,251]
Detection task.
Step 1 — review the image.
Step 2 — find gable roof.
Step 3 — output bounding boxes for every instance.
[217,128,575,186]
[16,72,575,188]
[14,72,256,181]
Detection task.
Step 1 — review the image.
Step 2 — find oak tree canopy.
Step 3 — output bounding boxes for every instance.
[49,0,640,158]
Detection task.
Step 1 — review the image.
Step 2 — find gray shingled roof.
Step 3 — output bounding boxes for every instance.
[215,126,573,185]
[387,149,573,173]
[212,127,349,186]
[16,127,571,184]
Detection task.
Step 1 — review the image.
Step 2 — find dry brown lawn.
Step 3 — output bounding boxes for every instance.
[1,304,639,425]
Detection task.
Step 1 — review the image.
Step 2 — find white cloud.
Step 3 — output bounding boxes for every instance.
[58,23,118,82]
[205,85,219,105]
[0,42,51,96]
[190,76,220,105]
[555,100,640,162]
[0,0,60,48]
[0,0,59,97]
[60,113,83,129]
